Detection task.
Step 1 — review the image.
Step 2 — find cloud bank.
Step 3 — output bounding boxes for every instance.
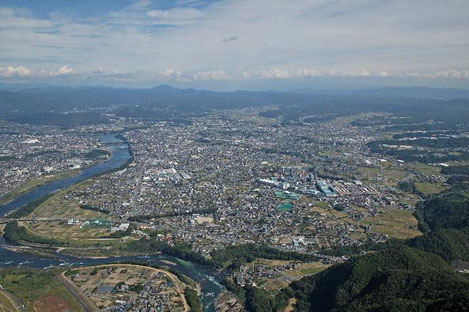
[0,0,468,88]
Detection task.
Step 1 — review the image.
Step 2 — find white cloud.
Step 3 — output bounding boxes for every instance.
[0,0,468,88]
[2,64,469,86]
[0,65,77,78]
[296,69,321,77]
[192,70,230,80]
[404,70,469,79]
[49,65,75,76]
[260,68,291,79]
[259,68,385,79]
[0,65,33,77]
[160,68,187,81]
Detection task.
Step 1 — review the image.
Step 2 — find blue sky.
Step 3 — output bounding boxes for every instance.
[0,0,468,90]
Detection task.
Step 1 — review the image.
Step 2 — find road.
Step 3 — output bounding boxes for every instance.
[56,273,97,312]
[129,160,149,213]
[0,290,26,312]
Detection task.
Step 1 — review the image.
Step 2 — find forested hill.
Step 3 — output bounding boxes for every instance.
[415,192,469,232]
[291,247,469,312]
[287,189,469,312]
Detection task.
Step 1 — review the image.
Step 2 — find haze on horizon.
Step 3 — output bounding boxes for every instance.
[1,0,469,90]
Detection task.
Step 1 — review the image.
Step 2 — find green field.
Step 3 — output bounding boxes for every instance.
[246,259,330,292]
[408,163,441,176]
[0,291,18,312]
[358,167,409,186]
[359,209,421,239]
[414,182,446,197]
[313,201,330,209]
[0,268,83,312]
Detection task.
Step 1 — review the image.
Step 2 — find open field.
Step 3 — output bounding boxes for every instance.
[414,182,446,197]
[19,221,135,257]
[230,111,280,126]
[358,167,408,186]
[397,193,420,207]
[408,163,441,176]
[312,201,330,210]
[286,262,331,277]
[244,258,330,293]
[27,221,111,240]
[30,178,110,221]
[359,209,421,239]
[0,268,83,312]
[306,202,420,244]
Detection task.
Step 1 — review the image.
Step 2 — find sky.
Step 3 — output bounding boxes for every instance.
[0,0,469,90]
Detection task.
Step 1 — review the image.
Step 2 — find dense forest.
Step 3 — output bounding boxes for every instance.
[416,192,469,232]
[409,227,469,262]
[442,165,469,176]
[3,221,64,246]
[125,239,321,271]
[290,247,469,312]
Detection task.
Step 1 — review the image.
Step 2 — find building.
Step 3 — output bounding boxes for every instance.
[316,181,337,197]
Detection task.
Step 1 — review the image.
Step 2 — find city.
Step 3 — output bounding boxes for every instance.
[1,0,469,311]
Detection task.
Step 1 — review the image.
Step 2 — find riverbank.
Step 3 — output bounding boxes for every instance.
[0,134,131,218]
[0,170,80,206]
[1,244,58,259]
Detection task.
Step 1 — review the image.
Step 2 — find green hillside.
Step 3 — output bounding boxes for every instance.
[290,247,469,312]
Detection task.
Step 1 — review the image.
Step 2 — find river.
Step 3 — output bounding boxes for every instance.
[0,134,223,312]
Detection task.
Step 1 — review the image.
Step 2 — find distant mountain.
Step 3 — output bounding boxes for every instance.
[290,87,469,100]
[1,85,469,126]
[0,82,54,90]
[149,84,181,92]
